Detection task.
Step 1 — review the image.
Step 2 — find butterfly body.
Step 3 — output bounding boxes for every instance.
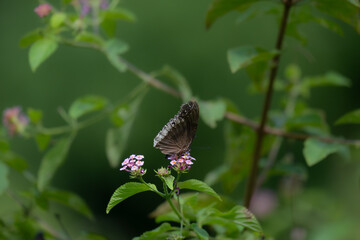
[153,101,199,156]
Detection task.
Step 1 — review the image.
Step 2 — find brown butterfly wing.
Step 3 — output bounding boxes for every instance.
[153,101,199,155]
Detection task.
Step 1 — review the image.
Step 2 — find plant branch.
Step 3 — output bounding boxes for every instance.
[256,80,300,189]
[244,0,293,208]
[225,112,360,146]
[118,56,182,98]
[61,37,360,147]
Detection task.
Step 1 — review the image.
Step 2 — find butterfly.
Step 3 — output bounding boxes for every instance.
[153,100,199,156]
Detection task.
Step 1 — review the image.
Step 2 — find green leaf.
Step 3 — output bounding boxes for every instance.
[310,0,360,34]
[133,223,172,240]
[303,138,346,166]
[13,215,37,239]
[106,182,155,214]
[286,111,326,131]
[37,136,73,191]
[50,12,67,28]
[101,18,116,37]
[76,233,108,240]
[1,152,28,172]
[178,179,221,201]
[105,39,129,72]
[27,108,42,124]
[0,162,9,195]
[19,29,43,48]
[198,99,226,128]
[106,91,146,167]
[205,0,258,29]
[245,61,268,92]
[191,223,209,240]
[153,65,193,102]
[203,206,263,234]
[0,138,10,153]
[75,31,104,46]
[101,8,136,22]
[100,8,136,36]
[110,103,130,127]
[164,175,175,190]
[43,189,93,219]
[335,109,360,125]
[300,72,351,98]
[286,22,308,45]
[35,134,51,151]
[29,38,58,72]
[285,64,301,81]
[69,95,108,119]
[288,5,344,40]
[228,46,278,73]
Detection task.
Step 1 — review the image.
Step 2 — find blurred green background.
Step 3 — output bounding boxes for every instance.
[0,0,359,239]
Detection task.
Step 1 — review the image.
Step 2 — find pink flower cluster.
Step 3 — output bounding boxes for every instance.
[168,152,195,172]
[34,3,52,18]
[2,106,29,137]
[120,154,145,173]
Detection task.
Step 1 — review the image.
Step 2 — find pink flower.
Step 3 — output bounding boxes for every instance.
[120,154,146,177]
[135,161,144,166]
[2,106,29,137]
[131,166,138,171]
[34,3,52,18]
[249,189,277,219]
[120,166,127,171]
[185,160,193,165]
[290,227,307,240]
[168,152,196,173]
[122,158,129,166]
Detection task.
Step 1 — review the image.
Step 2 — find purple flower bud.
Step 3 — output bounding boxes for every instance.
[249,189,277,219]
[79,0,90,17]
[100,0,109,9]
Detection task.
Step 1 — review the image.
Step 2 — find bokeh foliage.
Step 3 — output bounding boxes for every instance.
[0,0,360,239]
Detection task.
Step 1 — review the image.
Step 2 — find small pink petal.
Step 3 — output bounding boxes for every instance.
[131,166,138,171]
[170,160,177,166]
[122,159,129,166]
[185,160,193,165]
[135,161,144,166]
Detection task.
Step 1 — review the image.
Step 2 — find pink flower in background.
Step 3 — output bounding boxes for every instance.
[290,227,307,240]
[34,3,52,17]
[2,106,29,137]
[249,189,277,219]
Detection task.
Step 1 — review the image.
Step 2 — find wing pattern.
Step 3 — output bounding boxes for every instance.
[153,101,199,156]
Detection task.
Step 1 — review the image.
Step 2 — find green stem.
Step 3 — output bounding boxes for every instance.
[139,177,165,198]
[177,193,184,235]
[37,109,109,135]
[166,196,190,226]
